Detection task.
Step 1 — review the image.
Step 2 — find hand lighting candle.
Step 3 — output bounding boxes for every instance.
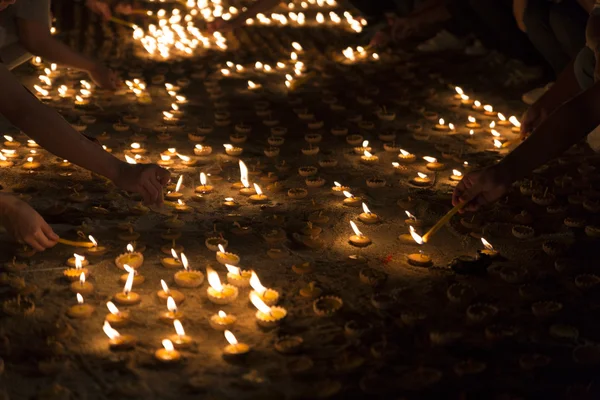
[216,244,240,265]
[174,253,205,288]
[250,292,287,328]
[210,310,237,331]
[358,203,379,224]
[165,175,184,201]
[159,296,184,324]
[225,263,252,287]
[103,321,136,350]
[349,220,372,247]
[206,266,239,304]
[157,279,185,304]
[407,227,432,266]
[105,301,130,327]
[223,330,250,357]
[155,339,181,363]
[67,293,95,319]
[423,156,445,171]
[168,319,193,349]
[343,191,362,207]
[70,272,94,295]
[249,183,268,203]
[249,271,280,306]
[113,268,141,306]
[85,235,107,257]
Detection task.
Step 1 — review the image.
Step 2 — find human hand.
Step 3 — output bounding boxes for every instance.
[391,17,415,41]
[86,0,111,20]
[369,30,389,48]
[520,104,548,139]
[452,166,512,213]
[0,195,58,251]
[88,64,119,90]
[113,163,171,206]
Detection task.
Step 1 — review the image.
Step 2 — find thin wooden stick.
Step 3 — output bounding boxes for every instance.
[57,238,95,248]
[109,17,136,29]
[422,201,467,243]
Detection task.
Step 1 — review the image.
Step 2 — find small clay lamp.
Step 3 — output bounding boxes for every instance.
[249,183,268,203]
[176,153,196,167]
[105,301,130,328]
[250,292,287,328]
[194,144,212,156]
[216,244,240,266]
[155,339,181,364]
[398,149,416,164]
[159,296,184,324]
[67,293,94,319]
[113,270,141,306]
[509,115,521,133]
[157,279,185,305]
[70,272,94,295]
[407,227,433,266]
[434,118,449,131]
[225,264,252,287]
[3,135,20,148]
[165,175,184,201]
[411,172,432,186]
[360,150,379,165]
[161,248,182,269]
[0,153,14,168]
[404,211,422,227]
[223,144,243,156]
[168,319,193,349]
[358,203,379,224]
[483,104,497,117]
[349,220,372,247]
[423,156,445,171]
[157,155,173,167]
[64,254,89,281]
[206,266,239,305]
[223,330,250,358]
[23,157,41,171]
[466,116,481,129]
[174,253,205,288]
[354,140,372,155]
[332,181,350,196]
[450,169,463,181]
[472,100,483,112]
[480,238,499,258]
[210,310,237,331]
[103,321,136,351]
[343,191,362,207]
[249,271,280,306]
[115,244,144,270]
[85,235,107,257]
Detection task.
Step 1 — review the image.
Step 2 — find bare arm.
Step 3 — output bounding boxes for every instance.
[513,0,528,32]
[579,0,596,14]
[0,63,122,179]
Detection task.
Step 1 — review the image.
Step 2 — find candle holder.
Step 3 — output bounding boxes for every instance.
[157,280,185,304]
[210,311,237,331]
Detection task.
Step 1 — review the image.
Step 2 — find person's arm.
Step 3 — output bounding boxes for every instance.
[0,63,169,204]
[454,81,600,210]
[513,0,528,32]
[579,0,595,13]
[16,18,117,88]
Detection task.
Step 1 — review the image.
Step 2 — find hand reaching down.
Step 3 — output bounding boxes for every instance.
[0,195,58,251]
[114,163,171,206]
[452,166,512,212]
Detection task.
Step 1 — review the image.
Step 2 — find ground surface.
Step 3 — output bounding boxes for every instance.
[0,2,599,400]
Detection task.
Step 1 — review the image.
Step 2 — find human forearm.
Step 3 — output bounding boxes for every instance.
[579,0,595,13]
[21,35,96,71]
[499,82,600,182]
[534,59,581,113]
[513,0,528,32]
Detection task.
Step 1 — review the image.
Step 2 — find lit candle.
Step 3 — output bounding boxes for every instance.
[225,263,252,287]
[114,243,144,270]
[157,155,173,167]
[483,105,496,116]
[22,157,41,171]
[460,94,473,106]
[222,197,240,209]
[348,220,372,247]
[112,268,141,306]
[480,238,499,258]
[223,143,243,156]
[155,339,181,363]
[159,296,184,324]
[247,80,262,91]
[26,139,40,149]
[358,203,379,224]
[206,266,239,305]
[360,150,379,164]
[118,264,145,286]
[168,319,193,349]
[165,175,184,201]
[497,113,511,126]
[450,169,463,181]
[249,183,268,203]
[210,310,237,331]
[472,100,483,112]
[174,199,192,213]
[70,272,94,295]
[397,149,416,164]
[0,153,13,168]
[342,191,362,207]
[105,301,130,327]
[434,118,449,131]
[103,321,136,350]
[250,292,287,328]
[174,253,205,288]
[157,279,185,304]
[466,116,481,129]
[423,156,445,171]
[67,293,95,319]
[216,244,240,265]
[509,115,521,133]
[74,95,89,106]
[223,330,250,357]
[412,172,432,186]
[85,235,107,256]
[354,140,371,155]
[195,172,214,194]
[405,211,422,227]
[249,271,279,306]
[63,254,89,281]
[407,227,432,266]
[194,144,212,156]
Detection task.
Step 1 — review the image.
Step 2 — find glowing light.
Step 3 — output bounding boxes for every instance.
[349,220,363,237]
[249,271,266,295]
[417,172,428,179]
[106,301,120,315]
[423,156,437,163]
[224,330,238,345]
[207,266,223,292]
[77,293,84,304]
[481,238,494,250]
[362,203,371,214]
[103,321,120,340]
[175,175,183,192]
[254,183,263,195]
[250,292,272,314]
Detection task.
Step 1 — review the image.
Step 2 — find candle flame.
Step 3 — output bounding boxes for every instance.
[162,339,175,352]
[225,264,240,276]
[218,244,226,254]
[481,237,494,250]
[167,296,177,312]
[103,321,120,340]
[349,220,362,236]
[362,203,371,214]
[247,80,257,89]
[455,86,463,95]
[171,103,179,111]
[3,135,13,142]
[161,155,171,161]
[392,162,399,167]
[163,111,174,119]
[423,156,437,163]
[409,226,423,245]
[180,253,189,271]
[250,292,272,314]
[470,129,474,136]
[223,144,233,150]
[334,181,341,187]
[474,100,481,107]
[438,118,445,126]
[483,105,493,112]
[452,169,462,177]
[88,235,98,247]
[125,155,137,164]
[174,319,185,337]
[461,94,469,101]
[207,266,223,292]
[491,129,500,137]
[468,116,476,123]
[253,183,263,195]
[0,154,6,161]
[160,279,170,294]
[127,244,134,253]
[176,153,191,162]
[509,116,521,128]
[175,175,183,192]
[449,123,455,131]
[170,248,178,260]
[198,172,207,186]
[123,268,134,294]
[239,160,249,188]
[249,271,266,295]
[362,140,368,148]
[494,139,502,148]
[417,172,428,179]
[106,301,120,316]
[26,157,33,163]
[498,113,506,121]
[405,211,416,220]
[218,310,227,318]
[489,121,496,129]
[292,42,302,51]
[34,85,49,96]
[343,191,353,199]
[224,330,238,345]
[77,293,84,304]
[79,272,86,285]
[400,149,410,156]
